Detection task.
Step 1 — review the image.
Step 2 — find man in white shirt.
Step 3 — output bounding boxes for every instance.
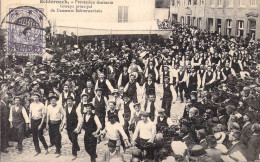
[46,95,66,156]
[132,111,156,160]
[112,89,124,112]
[29,93,48,156]
[102,113,130,152]
[9,96,30,154]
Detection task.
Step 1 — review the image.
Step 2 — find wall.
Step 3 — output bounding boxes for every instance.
[155,8,169,21]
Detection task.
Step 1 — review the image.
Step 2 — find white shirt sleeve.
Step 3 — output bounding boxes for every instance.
[118,110,125,126]
[167,118,174,127]
[118,73,123,87]
[22,107,30,123]
[132,121,141,141]
[94,115,102,130]
[117,123,128,140]
[9,106,13,122]
[105,79,114,92]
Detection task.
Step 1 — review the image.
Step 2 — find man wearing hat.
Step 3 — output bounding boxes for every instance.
[143,75,158,99]
[95,73,114,98]
[154,108,174,134]
[221,61,236,82]
[46,94,66,156]
[160,65,171,84]
[177,65,188,103]
[188,145,213,161]
[102,140,124,162]
[129,103,142,132]
[78,93,91,114]
[143,94,156,121]
[145,62,158,82]
[202,65,216,91]
[58,84,75,108]
[161,76,175,117]
[28,93,48,156]
[92,87,108,130]
[64,96,82,159]
[240,112,253,146]
[112,89,124,112]
[9,96,30,154]
[132,111,156,160]
[81,103,102,162]
[102,112,129,153]
[124,73,142,103]
[118,65,130,88]
[81,80,95,102]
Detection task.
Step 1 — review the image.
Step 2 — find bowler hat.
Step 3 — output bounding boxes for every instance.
[48,95,59,101]
[66,96,74,101]
[189,145,206,157]
[140,111,149,117]
[157,108,165,113]
[107,140,117,148]
[133,103,140,107]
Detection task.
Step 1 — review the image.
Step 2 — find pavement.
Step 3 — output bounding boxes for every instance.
[0,94,186,162]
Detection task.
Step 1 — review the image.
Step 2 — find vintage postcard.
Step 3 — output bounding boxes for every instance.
[0,0,260,162]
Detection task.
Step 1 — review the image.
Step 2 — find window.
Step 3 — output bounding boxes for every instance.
[188,0,192,5]
[250,0,256,6]
[177,0,180,6]
[239,0,245,7]
[227,0,233,7]
[200,0,204,5]
[226,19,232,35]
[172,0,175,6]
[194,0,197,5]
[216,19,222,34]
[197,18,202,29]
[210,0,215,6]
[192,17,196,26]
[249,20,256,39]
[118,6,128,23]
[217,0,223,6]
[181,17,185,25]
[237,20,244,37]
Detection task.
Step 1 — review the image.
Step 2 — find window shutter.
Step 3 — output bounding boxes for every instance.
[118,6,122,22]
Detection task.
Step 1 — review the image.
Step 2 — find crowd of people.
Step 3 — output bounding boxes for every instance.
[157,19,172,29]
[1,24,260,162]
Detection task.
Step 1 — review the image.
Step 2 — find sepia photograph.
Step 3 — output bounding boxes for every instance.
[0,0,260,161]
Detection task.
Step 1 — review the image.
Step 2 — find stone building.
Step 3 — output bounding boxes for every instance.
[170,0,259,40]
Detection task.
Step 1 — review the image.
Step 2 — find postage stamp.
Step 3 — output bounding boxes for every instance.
[8,7,44,55]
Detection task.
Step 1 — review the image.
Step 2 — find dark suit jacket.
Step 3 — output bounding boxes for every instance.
[240,122,253,145]
[247,134,260,161]
[228,141,248,161]
[0,101,9,124]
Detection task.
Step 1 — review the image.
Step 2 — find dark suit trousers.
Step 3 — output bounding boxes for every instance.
[179,82,187,102]
[49,121,61,152]
[162,97,172,117]
[84,133,97,161]
[1,121,9,151]
[13,123,25,151]
[31,119,48,153]
[67,128,79,156]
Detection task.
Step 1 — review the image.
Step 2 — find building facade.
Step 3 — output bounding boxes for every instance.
[170,0,260,40]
